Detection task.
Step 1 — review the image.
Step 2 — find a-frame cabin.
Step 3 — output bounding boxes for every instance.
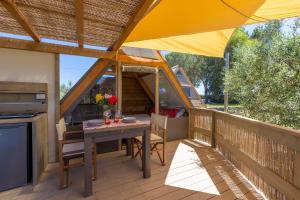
[60,48,195,152]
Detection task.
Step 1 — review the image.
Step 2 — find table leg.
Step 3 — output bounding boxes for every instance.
[84,137,93,197]
[126,138,132,156]
[142,129,151,178]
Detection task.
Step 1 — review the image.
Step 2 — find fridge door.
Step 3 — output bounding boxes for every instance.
[0,123,28,191]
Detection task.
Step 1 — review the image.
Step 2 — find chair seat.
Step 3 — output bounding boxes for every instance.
[135,133,163,143]
[63,142,84,157]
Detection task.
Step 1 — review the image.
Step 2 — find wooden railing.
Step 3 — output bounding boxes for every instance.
[189,108,300,200]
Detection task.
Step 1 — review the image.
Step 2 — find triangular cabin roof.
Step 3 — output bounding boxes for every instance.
[60,49,194,117]
[172,65,204,108]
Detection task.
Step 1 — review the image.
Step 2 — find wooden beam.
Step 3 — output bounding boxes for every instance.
[144,0,161,17]
[112,0,157,50]
[77,0,159,113]
[60,59,110,117]
[1,0,40,42]
[0,37,116,59]
[155,70,159,114]
[135,74,155,103]
[54,54,60,162]
[117,61,122,111]
[75,0,84,48]
[117,54,165,67]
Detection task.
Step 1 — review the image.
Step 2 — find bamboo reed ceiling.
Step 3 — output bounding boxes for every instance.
[0,0,142,48]
[0,5,28,35]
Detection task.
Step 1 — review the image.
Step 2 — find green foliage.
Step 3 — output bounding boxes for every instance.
[165,52,224,102]
[60,81,73,99]
[226,20,300,128]
[165,19,300,128]
[165,27,252,103]
[226,27,251,54]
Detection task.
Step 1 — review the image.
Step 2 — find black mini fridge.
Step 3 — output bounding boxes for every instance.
[0,123,31,191]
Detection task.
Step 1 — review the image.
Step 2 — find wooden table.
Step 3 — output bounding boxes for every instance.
[82,119,151,197]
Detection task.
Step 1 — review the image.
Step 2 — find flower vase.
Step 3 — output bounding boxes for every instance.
[102,105,111,125]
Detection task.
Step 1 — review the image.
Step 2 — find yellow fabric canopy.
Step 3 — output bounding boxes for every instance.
[124,0,300,57]
[125,29,234,57]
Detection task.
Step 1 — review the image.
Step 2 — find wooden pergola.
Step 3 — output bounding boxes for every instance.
[0,0,193,117]
[1,2,300,200]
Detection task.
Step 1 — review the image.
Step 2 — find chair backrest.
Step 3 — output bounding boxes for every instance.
[151,113,168,136]
[56,118,66,141]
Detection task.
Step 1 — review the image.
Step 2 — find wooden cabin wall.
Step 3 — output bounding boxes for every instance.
[122,72,153,115]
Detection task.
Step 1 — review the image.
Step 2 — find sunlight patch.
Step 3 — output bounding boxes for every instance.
[216,168,247,199]
[164,142,220,195]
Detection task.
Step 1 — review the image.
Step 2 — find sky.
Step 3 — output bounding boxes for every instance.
[0,18,298,95]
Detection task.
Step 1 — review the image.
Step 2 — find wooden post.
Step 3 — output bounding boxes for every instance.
[55,54,60,161]
[211,111,216,148]
[155,68,159,114]
[188,109,193,139]
[294,152,300,189]
[224,52,229,112]
[117,61,122,111]
[116,61,122,150]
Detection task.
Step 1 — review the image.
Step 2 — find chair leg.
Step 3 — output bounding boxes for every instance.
[92,145,97,181]
[154,146,163,165]
[135,141,142,159]
[59,159,66,189]
[131,138,135,159]
[152,143,165,166]
[64,159,69,188]
[156,150,163,165]
[162,142,166,166]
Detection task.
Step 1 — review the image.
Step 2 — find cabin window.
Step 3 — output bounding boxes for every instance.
[159,72,185,108]
[183,87,191,98]
[70,75,116,123]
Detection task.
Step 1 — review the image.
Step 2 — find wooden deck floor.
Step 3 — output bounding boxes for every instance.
[0,140,265,200]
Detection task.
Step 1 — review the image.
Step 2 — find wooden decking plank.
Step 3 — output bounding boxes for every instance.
[180,192,216,200]
[127,161,235,200]
[162,165,242,200]
[108,159,232,197]
[95,148,227,195]
[0,140,265,200]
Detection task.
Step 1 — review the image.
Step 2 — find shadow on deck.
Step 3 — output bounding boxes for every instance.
[0,139,265,200]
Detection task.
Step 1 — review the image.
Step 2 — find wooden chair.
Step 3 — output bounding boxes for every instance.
[132,113,168,166]
[56,118,97,189]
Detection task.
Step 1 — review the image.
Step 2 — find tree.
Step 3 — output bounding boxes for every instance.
[225,27,251,54]
[165,53,224,103]
[165,27,251,103]
[225,20,300,128]
[60,81,73,99]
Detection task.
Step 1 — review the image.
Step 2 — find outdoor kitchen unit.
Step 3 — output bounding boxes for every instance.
[0,82,48,191]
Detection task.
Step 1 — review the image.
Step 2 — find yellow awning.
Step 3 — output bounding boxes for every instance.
[125,29,234,58]
[124,0,300,57]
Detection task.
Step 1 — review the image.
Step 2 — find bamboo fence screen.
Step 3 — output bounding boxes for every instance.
[189,108,300,200]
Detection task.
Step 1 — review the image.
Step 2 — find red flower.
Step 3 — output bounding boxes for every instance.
[108,96,117,105]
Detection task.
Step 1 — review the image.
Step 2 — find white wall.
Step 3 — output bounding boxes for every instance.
[0,48,56,162]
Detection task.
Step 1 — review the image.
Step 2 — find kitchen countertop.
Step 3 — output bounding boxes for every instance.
[0,113,47,124]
